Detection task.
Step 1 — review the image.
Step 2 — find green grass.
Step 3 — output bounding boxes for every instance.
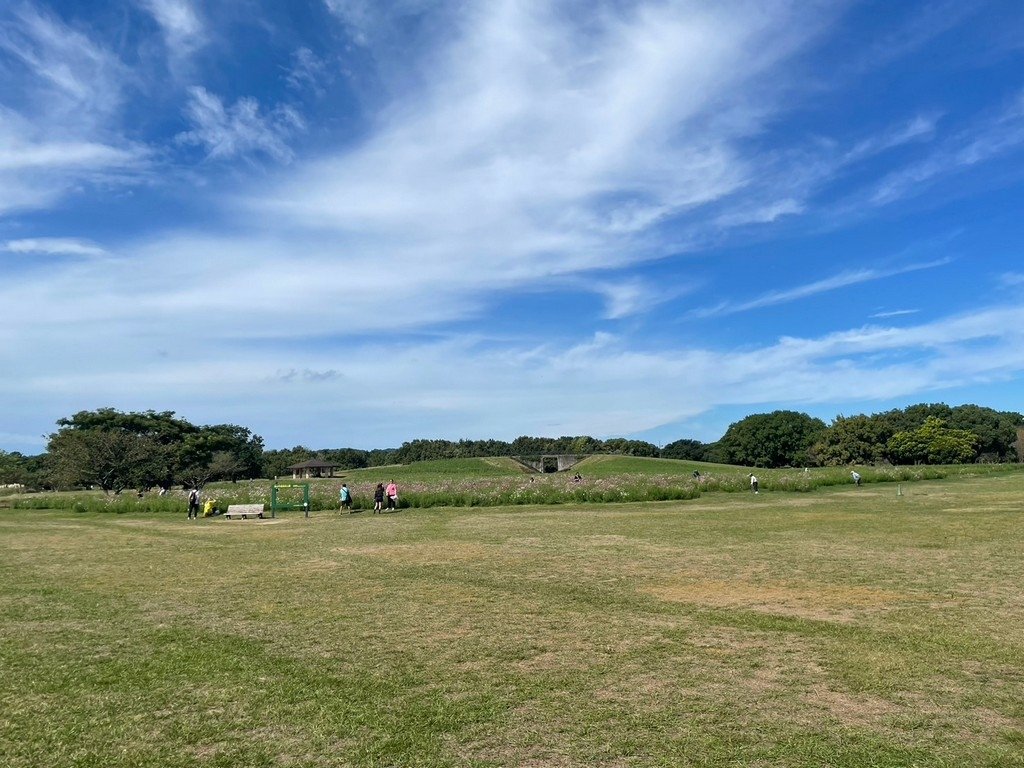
[2,472,1023,766]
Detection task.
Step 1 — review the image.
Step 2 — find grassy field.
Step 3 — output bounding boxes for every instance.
[2,472,1023,766]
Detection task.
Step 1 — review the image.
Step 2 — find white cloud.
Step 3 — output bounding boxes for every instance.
[4,300,1023,449]
[869,91,1024,206]
[322,0,442,46]
[0,4,127,123]
[1,237,107,257]
[176,87,303,162]
[714,198,804,227]
[0,121,144,172]
[0,7,146,214]
[598,281,659,320]
[285,47,328,94]
[693,258,951,318]
[844,114,939,162]
[0,119,147,214]
[582,277,688,320]
[250,0,829,304]
[869,309,919,319]
[139,0,205,59]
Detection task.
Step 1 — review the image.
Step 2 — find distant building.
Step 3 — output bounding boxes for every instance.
[285,460,340,479]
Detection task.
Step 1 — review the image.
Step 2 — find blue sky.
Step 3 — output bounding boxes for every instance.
[2,0,1023,454]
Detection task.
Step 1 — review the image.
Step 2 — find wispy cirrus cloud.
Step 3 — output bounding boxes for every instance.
[0,4,127,123]
[138,0,206,63]
[284,47,329,95]
[692,258,952,319]
[587,277,686,320]
[844,114,940,163]
[869,308,920,319]
[1,237,108,257]
[0,5,147,214]
[176,87,304,162]
[868,91,1024,206]
[256,1,832,294]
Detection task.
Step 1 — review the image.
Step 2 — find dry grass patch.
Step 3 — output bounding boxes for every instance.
[645,577,909,622]
[331,541,496,564]
[804,684,904,728]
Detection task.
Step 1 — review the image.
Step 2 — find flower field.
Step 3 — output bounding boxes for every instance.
[5,455,1021,514]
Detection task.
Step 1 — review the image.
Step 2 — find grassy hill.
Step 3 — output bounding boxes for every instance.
[571,454,738,477]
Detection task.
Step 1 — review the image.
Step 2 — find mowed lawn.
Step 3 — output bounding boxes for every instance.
[2,474,1023,767]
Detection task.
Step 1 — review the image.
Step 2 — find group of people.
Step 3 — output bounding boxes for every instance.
[185,481,403,519]
[186,488,219,518]
[338,481,400,513]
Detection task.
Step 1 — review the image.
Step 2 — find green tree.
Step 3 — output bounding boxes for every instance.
[660,439,708,461]
[948,404,1023,461]
[47,408,264,492]
[601,438,657,456]
[715,411,827,468]
[812,415,891,466]
[176,425,264,488]
[0,450,44,488]
[47,428,161,493]
[886,417,979,464]
[204,425,264,480]
[53,408,197,490]
[568,435,603,455]
[262,446,316,478]
[321,448,370,470]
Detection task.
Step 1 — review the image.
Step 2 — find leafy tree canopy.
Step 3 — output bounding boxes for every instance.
[887,417,979,465]
[48,408,263,492]
[812,415,891,466]
[714,410,827,468]
[813,403,1022,466]
[0,450,45,488]
[660,439,709,461]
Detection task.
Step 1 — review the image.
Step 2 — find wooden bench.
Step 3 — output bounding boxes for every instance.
[224,504,266,520]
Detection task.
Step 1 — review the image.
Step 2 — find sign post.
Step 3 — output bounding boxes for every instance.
[271,483,311,518]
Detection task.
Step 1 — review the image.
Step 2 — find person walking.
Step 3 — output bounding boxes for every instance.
[373,483,384,513]
[385,480,398,511]
[187,487,200,519]
[749,474,759,494]
[339,484,352,511]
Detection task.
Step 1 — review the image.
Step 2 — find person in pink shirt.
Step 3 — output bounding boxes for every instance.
[385,480,398,511]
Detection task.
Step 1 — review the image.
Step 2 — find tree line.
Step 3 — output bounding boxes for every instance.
[673,404,1023,467]
[1,403,1021,492]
